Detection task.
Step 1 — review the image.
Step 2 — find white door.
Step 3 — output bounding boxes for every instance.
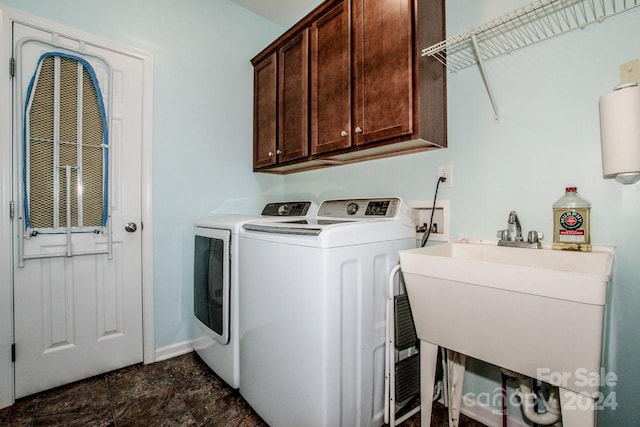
[12,22,144,398]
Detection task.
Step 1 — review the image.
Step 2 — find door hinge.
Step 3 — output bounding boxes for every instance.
[9,57,15,78]
[9,200,15,220]
[11,343,15,362]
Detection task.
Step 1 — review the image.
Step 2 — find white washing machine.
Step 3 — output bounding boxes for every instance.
[192,201,316,388]
[238,198,415,427]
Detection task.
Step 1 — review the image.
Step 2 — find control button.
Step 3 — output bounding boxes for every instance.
[346,202,359,215]
[277,204,289,215]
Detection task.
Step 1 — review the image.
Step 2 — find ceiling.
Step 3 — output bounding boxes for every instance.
[229,0,321,27]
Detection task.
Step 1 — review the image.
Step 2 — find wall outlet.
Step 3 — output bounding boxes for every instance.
[437,164,452,187]
[620,58,640,84]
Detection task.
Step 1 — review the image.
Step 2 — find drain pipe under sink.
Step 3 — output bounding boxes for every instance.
[501,368,562,426]
[517,377,562,426]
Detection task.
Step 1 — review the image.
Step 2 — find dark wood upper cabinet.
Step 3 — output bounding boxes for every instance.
[278,29,310,163]
[352,0,413,146]
[252,33,309,170]
[310,1,351,155]
[252,53,277,169]
[251,0,446,174]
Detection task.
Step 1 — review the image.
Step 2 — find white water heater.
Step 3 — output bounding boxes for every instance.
[599,82,640,185]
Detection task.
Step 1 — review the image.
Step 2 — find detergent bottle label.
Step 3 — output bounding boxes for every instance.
[553,207,591,251]
[558,210,585,241]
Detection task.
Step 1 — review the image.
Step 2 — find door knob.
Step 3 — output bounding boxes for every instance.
[125,222,137,233]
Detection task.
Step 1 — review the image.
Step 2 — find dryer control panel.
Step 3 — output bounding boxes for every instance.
[317,198,401,219]
[261,201,314,216]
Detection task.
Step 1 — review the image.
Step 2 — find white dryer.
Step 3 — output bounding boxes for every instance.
[238,198,416,427]
[192,201,316,388]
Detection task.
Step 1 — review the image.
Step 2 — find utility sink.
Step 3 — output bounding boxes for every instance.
[399,242,614,427]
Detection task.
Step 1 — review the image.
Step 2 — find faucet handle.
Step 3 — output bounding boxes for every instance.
[527,230,544,243]
[497,229,510,241]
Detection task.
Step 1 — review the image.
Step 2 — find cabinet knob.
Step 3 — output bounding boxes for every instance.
[355,127,362,134]
[341,130,348,137]
[268,151,274,157]
[276,149,283,155]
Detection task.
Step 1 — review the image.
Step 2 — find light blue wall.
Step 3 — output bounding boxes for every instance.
[282,1,640,424]
[0,0,286,348]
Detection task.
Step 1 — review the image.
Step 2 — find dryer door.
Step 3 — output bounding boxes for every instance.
[194,227,231,344]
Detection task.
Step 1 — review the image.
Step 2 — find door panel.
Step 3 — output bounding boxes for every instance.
[41,257,74,352]
[193,228,231,345]
[13,22,144,398]
[253,53,277,169]
[310,1,351,155]
[352,0,413,145]
[278,29,309,163]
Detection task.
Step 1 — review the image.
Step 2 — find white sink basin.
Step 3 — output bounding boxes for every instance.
[399,242,614,426]
[402,242,613,306]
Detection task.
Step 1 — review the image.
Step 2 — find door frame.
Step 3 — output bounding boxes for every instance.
[0,6,155,409]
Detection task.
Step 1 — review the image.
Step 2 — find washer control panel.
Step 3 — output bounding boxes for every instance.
[317,198,400,219]
[261,201,314,216]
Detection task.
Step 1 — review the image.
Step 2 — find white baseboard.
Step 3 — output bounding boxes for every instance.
[460,395,530,427]
[154,339,194,362]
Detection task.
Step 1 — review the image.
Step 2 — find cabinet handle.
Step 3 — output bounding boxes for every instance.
[268,151,274,157]
[276,149,283,155]
[355,127,362,134]
[341,130,348,137]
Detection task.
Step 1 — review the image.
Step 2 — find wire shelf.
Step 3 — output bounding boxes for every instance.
[423,0,640,73]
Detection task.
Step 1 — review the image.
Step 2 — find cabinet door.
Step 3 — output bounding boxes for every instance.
[253,53,277,169]
[352,0,413,146]
[310,1,351,155]
[278,30,309,163]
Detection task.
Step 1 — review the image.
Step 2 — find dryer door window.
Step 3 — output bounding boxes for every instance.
[194,228,231,345]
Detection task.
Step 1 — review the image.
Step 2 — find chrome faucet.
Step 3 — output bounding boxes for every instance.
[497,210,543,249]
[508,210,523,242]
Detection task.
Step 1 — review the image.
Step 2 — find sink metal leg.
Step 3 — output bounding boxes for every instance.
[559,388,597,427]
[420,341,439,426]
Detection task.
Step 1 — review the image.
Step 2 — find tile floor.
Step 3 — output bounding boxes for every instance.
[0,351,486,426]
